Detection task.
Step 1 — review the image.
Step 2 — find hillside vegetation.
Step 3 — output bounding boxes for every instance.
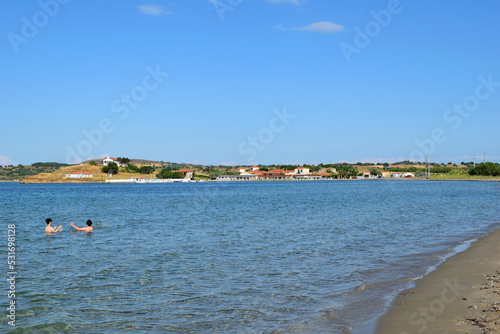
[5,159,499,183]
[0,162,69,181]
[21,165,154,183]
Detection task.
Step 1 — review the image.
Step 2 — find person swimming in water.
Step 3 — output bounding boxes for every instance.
[71,220,93,232]
[45,218,62,234]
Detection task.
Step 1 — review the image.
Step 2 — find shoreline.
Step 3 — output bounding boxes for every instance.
[11,177,500,184]
[372,228,500,334]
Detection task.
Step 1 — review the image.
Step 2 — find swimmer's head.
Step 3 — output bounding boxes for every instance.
[46,218,52,224]
[86,220,92,226]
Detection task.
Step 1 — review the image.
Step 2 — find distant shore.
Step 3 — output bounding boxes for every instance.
[374,228,500,333]
[15,177,500,184]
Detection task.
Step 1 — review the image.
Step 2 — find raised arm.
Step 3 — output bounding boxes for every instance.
[71,222,84,231]
[54,225,62,232]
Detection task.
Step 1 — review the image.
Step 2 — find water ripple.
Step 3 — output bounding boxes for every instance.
[1,181,499,333]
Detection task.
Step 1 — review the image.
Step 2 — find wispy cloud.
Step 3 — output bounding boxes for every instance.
[138,4,172,16]
[293,21,344,34]
[0,155,17,166]
[273,24,286,31]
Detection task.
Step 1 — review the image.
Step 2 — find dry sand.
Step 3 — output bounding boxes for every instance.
[375,228,500,334]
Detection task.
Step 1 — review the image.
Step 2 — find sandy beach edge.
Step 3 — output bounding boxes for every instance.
[372,227,500,334]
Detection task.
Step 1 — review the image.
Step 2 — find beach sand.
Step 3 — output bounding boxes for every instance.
[375,228,500,334]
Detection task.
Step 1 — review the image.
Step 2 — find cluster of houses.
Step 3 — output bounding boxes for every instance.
[64,156,416,181]
[217,166,415,181]
[216,166,331,181]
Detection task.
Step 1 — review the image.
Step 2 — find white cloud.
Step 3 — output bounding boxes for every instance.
[0,155,17,166]
[293,21,344,34]
[138,4,172,16]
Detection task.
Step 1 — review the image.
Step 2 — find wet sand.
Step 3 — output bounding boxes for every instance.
[375,228,500,334]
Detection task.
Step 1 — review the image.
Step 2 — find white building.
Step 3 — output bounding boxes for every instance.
[102,157,120,167]
[294,167,310,175]
[216,175,258,181]
[236,167,253,175]
[65,172,93,179]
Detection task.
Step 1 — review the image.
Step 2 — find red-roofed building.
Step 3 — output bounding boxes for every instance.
[102,156,121,167]
[236,167,248,174]
[258,172,291,180]
[178,169,193,179]
[267,169,285,174]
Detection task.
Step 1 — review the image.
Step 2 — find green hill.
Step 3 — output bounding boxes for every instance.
[0,162,69,181]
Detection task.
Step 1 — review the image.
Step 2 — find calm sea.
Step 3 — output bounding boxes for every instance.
[1,180,499,333]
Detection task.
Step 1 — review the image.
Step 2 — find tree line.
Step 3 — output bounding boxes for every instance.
[468,162,500,176]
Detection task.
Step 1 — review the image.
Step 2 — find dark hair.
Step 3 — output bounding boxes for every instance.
[46,218,52,224]
[86,220,92,226]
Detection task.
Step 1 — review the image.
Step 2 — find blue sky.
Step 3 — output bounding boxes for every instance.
[1,0,499,166]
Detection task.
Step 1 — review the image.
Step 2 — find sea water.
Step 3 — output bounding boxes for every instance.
[1,180,499,333]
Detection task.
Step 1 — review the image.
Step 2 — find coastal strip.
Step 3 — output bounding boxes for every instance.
[374,228,500,334]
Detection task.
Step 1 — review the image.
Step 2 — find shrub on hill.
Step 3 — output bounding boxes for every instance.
[102,162,119,175]
[139,166,155,174]
[125,164,140,173]
[468,162,500,176]
[32,162,69,168]
[157,169,184,179]
[430,166,452,174]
